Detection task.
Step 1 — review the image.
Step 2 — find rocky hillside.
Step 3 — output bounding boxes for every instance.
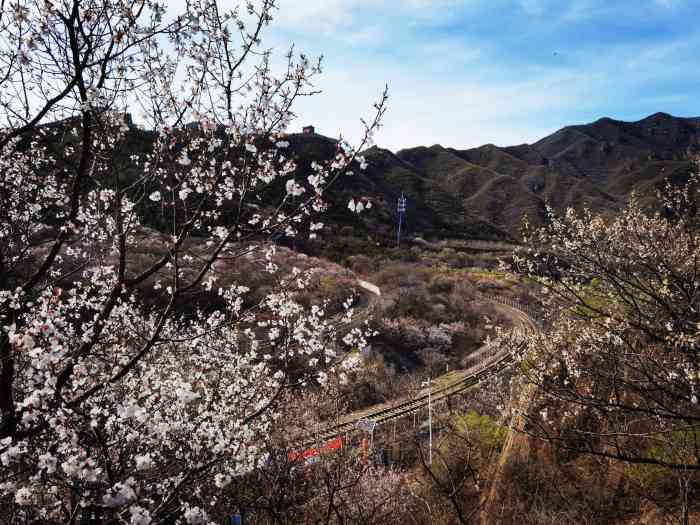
[37,113,700,246]
[302,112,700,241]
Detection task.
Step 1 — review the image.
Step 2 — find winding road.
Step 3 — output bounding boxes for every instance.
[300,293,539,447]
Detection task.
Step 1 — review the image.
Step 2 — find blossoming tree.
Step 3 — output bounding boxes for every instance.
[505,175,700,516]
[0,0,387,522]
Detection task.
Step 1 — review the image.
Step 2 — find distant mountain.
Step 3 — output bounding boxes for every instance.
[301,112,700,242]
[34,113,700,246]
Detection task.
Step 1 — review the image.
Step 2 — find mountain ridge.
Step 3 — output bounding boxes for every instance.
[333,112,699,241]
[32,111,699,247]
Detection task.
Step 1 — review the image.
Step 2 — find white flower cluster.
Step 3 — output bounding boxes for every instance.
[503,175,700,467]
[0,0,388,520]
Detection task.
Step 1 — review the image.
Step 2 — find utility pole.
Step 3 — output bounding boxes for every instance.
[422,378,432,465]
[397,193,407,247]
[356,418,377,463]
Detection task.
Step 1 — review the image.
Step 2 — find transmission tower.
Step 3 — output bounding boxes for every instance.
[397,193,407,247]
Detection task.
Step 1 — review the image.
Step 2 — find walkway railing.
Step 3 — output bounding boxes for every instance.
[299,294,539,447]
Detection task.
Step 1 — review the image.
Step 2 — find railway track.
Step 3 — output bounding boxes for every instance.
[300,296,538,447]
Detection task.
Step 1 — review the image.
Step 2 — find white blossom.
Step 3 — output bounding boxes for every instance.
[134,453,153,471]
[177,151,192,166]
[15,487,32,506]
[0,0,387,519]
[129,506,152,525]
[285,179,305,197]
[183,506,209,524]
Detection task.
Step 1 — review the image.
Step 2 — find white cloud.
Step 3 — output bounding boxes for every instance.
[272,0,468,32]
[558,0,605,22]
[289,59,595,151]
[624,40,684,69]
[343,25,385,46]
[418,40,482,66]
[273,0,355,33]
[160,0,700,152]
[520,0,545,15]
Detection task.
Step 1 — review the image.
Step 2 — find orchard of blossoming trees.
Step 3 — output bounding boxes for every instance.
[0,0,389,522]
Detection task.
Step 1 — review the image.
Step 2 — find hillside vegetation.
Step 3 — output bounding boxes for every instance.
[290,113,700,243]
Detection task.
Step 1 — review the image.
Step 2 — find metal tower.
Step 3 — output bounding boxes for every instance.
[397,193,407,247]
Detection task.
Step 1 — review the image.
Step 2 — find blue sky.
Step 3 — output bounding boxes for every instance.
[259,0,700,151]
